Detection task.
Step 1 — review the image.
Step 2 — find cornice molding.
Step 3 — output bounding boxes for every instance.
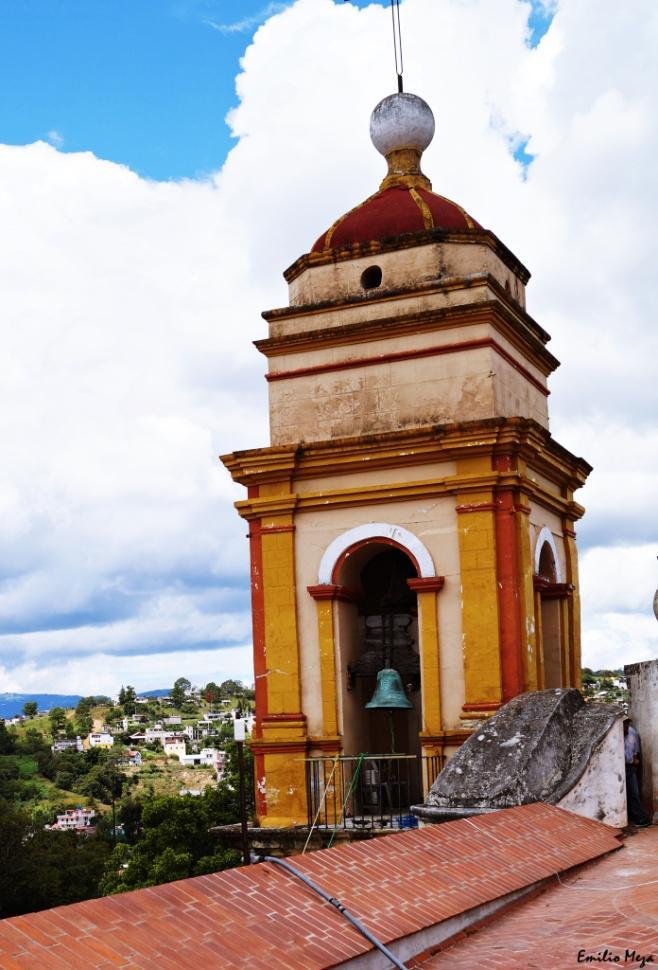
[534,577,575,598]
[282,226,531,285]
[407,576,446,593]
[233,469,586,521]
[307,584,360,603]
[221,418,591,496]
[258,293,557,376]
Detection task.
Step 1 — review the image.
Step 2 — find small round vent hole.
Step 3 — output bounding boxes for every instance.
[361,265,382,290]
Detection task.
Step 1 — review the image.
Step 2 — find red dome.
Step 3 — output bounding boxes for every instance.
[312,184,481,253]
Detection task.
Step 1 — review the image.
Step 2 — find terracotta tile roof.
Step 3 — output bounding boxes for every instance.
[419,824,658,969]
[0,804,621,969]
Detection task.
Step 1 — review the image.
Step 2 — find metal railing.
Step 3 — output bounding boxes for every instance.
[306,753,445,831]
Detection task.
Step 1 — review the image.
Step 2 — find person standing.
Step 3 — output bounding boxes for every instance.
[624,716,651,827]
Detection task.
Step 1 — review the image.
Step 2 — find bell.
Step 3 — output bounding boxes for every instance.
[365,668,414,709]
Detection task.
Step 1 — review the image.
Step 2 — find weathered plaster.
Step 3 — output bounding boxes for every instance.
[286,239,527,311]
[558,718,626,827]
[625,659,658,821]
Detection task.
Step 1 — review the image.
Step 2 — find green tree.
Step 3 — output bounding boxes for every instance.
[204,682,222,706]
[219,679,244,699]
[122,685,137,716]
[99,786,242,894]
[77,713,93,736]
[75,697,92,717]
[22,701,38,718]
[78,763,125,804]
[35,750,56,780]
[150,847,193,884]
[171,677,191,708]
[0,803,112,918]
[104,707,124,726]
[0,721,16,755]
[118,796,143,843]
[17,728,48,755]
[49,707,67,736]
[0,761,21,800]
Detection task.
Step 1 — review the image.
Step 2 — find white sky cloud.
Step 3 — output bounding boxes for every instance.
[45,129,64,147]
[0,0,656,694]
[206,2,291,35]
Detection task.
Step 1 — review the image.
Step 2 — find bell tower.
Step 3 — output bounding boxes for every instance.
[222,92,591,828]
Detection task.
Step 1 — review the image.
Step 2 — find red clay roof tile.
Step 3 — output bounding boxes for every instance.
[0,804,621,968]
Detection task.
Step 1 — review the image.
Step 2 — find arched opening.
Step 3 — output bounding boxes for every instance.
[537,540,562,688]
[538,541,558,583]
[336,544,422,767]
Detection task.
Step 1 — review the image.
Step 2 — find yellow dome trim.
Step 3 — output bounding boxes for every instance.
[323,188,384,251]
[431,192,476,230]
[409,187,434,230]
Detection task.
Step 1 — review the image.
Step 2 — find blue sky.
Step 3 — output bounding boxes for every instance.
[0,0,552,180]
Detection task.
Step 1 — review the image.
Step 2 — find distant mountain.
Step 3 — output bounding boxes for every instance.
[0,688,171,720]
[0,693,83,720]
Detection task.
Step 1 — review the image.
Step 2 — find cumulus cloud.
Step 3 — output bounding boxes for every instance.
[0,0,656,693]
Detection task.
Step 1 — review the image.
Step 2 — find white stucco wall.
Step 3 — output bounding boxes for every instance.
[626,659,658,822]
[557,718,627,828]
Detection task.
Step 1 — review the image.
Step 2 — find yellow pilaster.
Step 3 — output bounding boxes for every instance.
[563,525,582,688]
[256,742,308,828]
[315,598,339,738]
[256,482,308,826]
[517,510,538,691]
[415,588,442,737]
[560,597,571,686]
[534,589,545,689]
[456,485,502,715]
[260,518,302,715]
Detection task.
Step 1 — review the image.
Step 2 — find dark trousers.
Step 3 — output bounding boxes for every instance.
[626,764,650,825]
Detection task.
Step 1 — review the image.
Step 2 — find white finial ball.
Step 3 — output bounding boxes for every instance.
[370,92,435,157]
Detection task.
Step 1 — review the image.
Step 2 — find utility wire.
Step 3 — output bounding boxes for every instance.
[391,0,404,92]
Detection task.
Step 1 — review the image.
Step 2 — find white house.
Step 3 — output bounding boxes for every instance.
[47,807,96,831]
[179,748,222,769]
[87,731,114,749]
[164,739,187,759]
[52,737,84,754]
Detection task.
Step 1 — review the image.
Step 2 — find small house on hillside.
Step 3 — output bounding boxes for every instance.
[86,731,114,749]
[47,807,96,831]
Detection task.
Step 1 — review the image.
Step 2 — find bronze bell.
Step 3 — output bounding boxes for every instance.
[365,668,414,709]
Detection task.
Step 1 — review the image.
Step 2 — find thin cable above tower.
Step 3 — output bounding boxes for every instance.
[344,0,404,91]
[391,0,404,92]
